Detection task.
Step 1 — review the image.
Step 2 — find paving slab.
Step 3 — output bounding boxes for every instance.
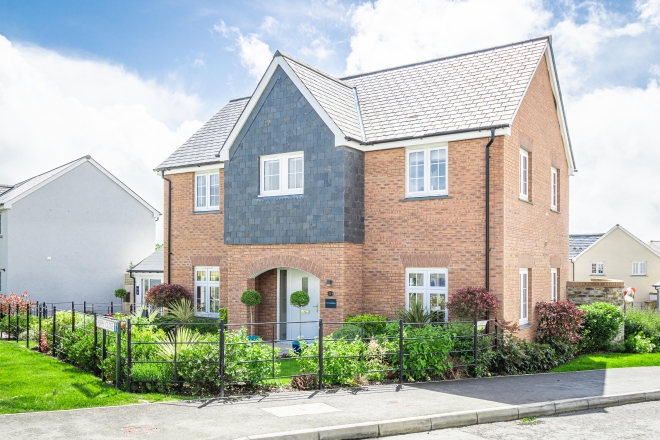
[1,367,660,439]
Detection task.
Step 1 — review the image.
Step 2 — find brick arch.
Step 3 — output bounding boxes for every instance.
[244,255,325,279]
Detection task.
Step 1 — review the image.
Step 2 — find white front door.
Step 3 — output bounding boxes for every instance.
[280,269,320,341]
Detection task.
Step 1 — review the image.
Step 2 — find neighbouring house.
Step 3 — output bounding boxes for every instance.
[125,247,164,309]
[0,156,160,305]
[155,36,576,340]
[569,225,660,305]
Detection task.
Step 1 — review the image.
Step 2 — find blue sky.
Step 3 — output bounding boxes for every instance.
[1,0,660,243]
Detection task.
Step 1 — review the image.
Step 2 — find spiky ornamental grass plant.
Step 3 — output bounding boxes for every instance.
[166,299,195,323]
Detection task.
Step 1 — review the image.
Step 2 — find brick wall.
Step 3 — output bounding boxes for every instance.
[502,55,570,339]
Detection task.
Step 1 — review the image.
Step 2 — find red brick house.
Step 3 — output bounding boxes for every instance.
[155,36,575,340]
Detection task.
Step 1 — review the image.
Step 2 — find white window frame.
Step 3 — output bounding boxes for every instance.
[632,261,647,276]
[590,262,605,276]
[551,268,558,301]
[194,266,221,317]
[194,171,220,212]
[405,144,449,198]
[551,167,558,211]
[260,152,304,197]
[519,149,529,200]
[520,268,529,325]
[405,268,448,321]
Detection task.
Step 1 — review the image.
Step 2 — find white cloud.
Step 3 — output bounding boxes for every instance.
[638,0,660,26]
[0,35,204,242]
[213,20,273,79]
[345,0,551,75]
[193,58,206,67]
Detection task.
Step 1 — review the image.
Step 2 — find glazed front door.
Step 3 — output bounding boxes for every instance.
[281,269,320,341]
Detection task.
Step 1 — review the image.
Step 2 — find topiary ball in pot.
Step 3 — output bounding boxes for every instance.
[241,289,262,337]
[290,290,310,341]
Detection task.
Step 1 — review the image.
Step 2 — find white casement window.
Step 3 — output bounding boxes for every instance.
[520,268,529,324]
[194,267,220,317]
[551,167,558,211]
[405,145,448,197]
[632,262,647,276]
[590,262,605,276]
[519,149,529,200]
[405,268,448,321]
[260,152,304,196]
[195,171,220,211]
[551,268,558,301]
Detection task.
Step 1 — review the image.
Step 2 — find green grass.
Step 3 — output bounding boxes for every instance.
[552,352,660,373]
[0,340,181,414]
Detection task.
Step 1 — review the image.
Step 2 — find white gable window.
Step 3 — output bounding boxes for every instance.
[632,262,647,276]
[260,152,304,196]
[520,268,529,324]
[195,171,220,211]
[519,149,529,200]
[590,262,605,276]
[406,145,448,197]
[551,167,558,211]
[551,268,558,301]
[405,268,448,321]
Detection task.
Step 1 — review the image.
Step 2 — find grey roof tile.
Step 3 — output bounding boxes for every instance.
[130,248,164,273]
[569,234,604,259]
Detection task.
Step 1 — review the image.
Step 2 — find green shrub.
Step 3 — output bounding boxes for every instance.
[625,309,660,350]
[536,301,584,359]
[448,322,494,377]
[297,338,369,385]
[578,303,624,353]
[131,362,174,393]
[290,290,310,307]
[399,324,453,381]
[114,288,129,300]
[345,313,387,336]
[240,290,262,306]
[395,301,432,326]
[166,299,195,323]
[331,325,363,341]
[480,334,571,376]
[624,332,656,353]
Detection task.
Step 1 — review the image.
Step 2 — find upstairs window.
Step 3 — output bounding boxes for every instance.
[260,152,304,196]
[591,262,605,276]
[551,167,558,211]
[406,145,448,197]
[519,149,529,200]
[195,171,220,211]
[632,261,647,276]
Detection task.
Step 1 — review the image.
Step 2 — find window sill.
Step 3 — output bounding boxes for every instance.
[519,198,534,205]
[519,323,533,330]
[590,274,606,277]
[192,210,222,215]
[255,194,306,201]
[400,195,452,202]
[631,275,647,277]
[550,209,561,214]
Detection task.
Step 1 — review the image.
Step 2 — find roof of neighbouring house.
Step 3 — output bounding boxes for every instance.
[157,36,575,171]
[0,156,161,217]
[129,248,164,273]
[569,234,604,259]
[0,184,13,196]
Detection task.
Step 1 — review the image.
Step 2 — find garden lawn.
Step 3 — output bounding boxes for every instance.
[552,352,660,373]
[0,340,181,414]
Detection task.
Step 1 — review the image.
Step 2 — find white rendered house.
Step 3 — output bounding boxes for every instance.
[0,156,160,305]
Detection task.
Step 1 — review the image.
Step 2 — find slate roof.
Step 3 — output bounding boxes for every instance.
[569,234,604,259]
[130,248,164,273]
[157,36,565,170]
[0,184,12,196]
[0,157,87,205]
[156,98,249,170]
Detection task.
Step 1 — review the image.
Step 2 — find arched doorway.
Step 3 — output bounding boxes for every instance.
[277,268,320,341]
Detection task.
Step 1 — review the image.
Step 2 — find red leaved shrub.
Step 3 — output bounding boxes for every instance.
[0,291,35,313]
[447,287,497,320]
[536,301,585,346]
[144,283,192,307]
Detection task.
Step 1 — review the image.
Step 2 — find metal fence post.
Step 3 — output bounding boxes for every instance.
[93,313,98,375]
[219,320,225,398]
[173,326,178,383]
[127,319,132,392]
[115,325,121,389]
[473,317,479,366]
[102,329,107,361]
[71,301,75,333]
[318,319,324,390]
[398,319,404,385]
[110,301,113,315]
[271,323,276,381]
[26,303,30,348]
[83,301,87,314]
[38,302,42,349]
[52,306,57,355]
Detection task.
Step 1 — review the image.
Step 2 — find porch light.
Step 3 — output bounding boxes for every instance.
[326,280,332,287]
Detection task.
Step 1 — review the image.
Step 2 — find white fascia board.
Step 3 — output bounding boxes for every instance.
[573,224,660,262]
[353,127,510,152]
[87,159,162,219]
[617,225,660,259]
[219,57,355,161]
[163,163,224,175]
[0,159,87,210]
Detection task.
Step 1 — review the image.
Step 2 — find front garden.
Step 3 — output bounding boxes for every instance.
[2,286,660,402]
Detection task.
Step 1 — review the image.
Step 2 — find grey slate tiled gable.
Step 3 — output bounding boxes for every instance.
[570,234,604,259]
[156,98,248,170]
[130,248,164,273]
[224,67,364,245]
[156,37,556,170]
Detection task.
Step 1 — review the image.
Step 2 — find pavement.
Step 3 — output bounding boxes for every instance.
[389,400,660,439]
[1,367,660,440]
